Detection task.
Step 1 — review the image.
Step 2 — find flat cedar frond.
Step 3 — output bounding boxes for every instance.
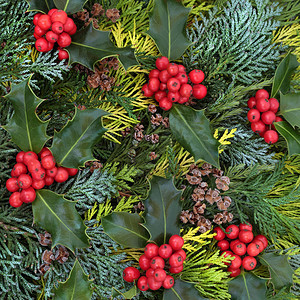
[181,227,215,251]
[214,128,237,153]
[182,0,214,24]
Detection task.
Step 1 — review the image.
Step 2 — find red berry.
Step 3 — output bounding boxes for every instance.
[255,89,269,99]
[149,69,160,78]
[154,268,166,282]
[45,176,54,186]
[259,126,267,137]
[275,116,283,123]
[20,187,36,203]
[11,163,27,177]
[144,243,159,259]
[247,109,260,122]
[34,32,42,40]
[6,178,19,192]
[264,130,278,144]
[178,65,186,73]
[175,249,186,261]
[230,254,242,269]
[27,159,41,174]
[192,84,207,99]
[51,21,64,34]
[239,223,252,231]
[54,167,69,183]
[160,83,167,90]
[167,91,180,103]
[39,147,52,159]
[163,275,174,289]
[47,41,55,51]
[169,264,183,274]
[147,276,162,290]
[261,111,276,125]
[137,276,149,291]
[253,239,264,253]
[122,267,140,282]
[68,24,77,35]
[9,192,23,208]
[63,17,76,33]
[225,225,239,239]
[227,266,241,277]
[239,230,254,244]
[34,25,47,37]
[232,241,247,256]
[66,168,78,176]
[169,253,183,267]
[167,63,179,76]
[32,179,46,190]
[213,227,226,241]
[154,90,167,102]
[51,10,68,25]
[256,97,270,112]
[37,14,52,31]
[158,244,173,259]
[146,268,155,278]
[217,240,230,251]
[169,234,184,250]
[148,78,160,92]
[221,250,234,265]
[17,174,32,189]
[179,83,193,98]
[150,256,165,270]
[159,97,172,110]
[139,254,151,270]
[155,56,169,70]
[189,69,205,84]
[48,8,58,16]
[158,69,171,83]
[33,13,43,26]
[58,49,69,61]
[31,167,46,181]
[35,38,48,52]
[253,235,268,249]
[142,84,154,97]
[46,167,58,178]
[269,98,280,113]
[41,155,56,170]
[247,97,256,109]
[57,32,71,48]
[175,72,188,85]
[251,120,266,134]
[177,96,189,104]
[230,239,240,251]
[242,256,257,271]
[46,31,58,43]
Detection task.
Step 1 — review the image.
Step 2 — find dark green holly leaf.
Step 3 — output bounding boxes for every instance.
[53,0,87,14]
[33,190,90,252]
[228,272,267,300]
[102,212,150,248]
[271,53,299,98]
[142,176,182,244]
[169,105,220,168]
[50,108,107,168]
[111,286,137,299]
[26,0,55,12]
[147,0,191,60]
[279,92,300,128]
[259,253,294,291]
[54,260,93,300]
[163,279,206,300]
[275,121,300,156]
[68,23,138,71]
[3,78,50,153]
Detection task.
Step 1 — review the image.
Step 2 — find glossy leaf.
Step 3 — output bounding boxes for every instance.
[147,0,191,60]
[279,92,300,128]
[26,0,55,12]
[142,176,182,244]
[102,212,150,248]
[259,253,294,290]
[68,23,138,71]
[3,78,50,153]
[33,190,90,252]
[228,272,267,300]
[169,105,220,168]
[50,108,107,168]
[163,279,206,300]
[53,0,87,14]
[271,53,299,98]
[112,286,137,299]
[54,260,93,300]
[275,121,300,156]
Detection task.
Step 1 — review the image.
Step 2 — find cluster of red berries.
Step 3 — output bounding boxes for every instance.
[123,235,186,291]
[33,9,77,60]
[142,56,207,111]
[247,89,282,144]
[214,223,268,277]
[6,148,78,208]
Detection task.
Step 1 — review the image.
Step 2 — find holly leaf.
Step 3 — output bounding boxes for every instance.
[271,53,300,98]
[259,253,294,291]
[53,0,87,14]
[3,78,50,153]
[163,279,206,300]
[142,176,182,245]
[228,272,267,300]
[54,260,93,300]
[279,92,300,128]
[68,23,138,71]
[169,105,220,168]
[147,0,191,60]
[111,286,137,299]
[102,212,150,248]
[274,121,300,156]
[26,0,55,12]
[50,108,107,168]
[33,190,90,252]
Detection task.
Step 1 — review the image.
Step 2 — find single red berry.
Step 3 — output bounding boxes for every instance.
[253,235,268,249]
[169,264,183,274]
[162,275,174,289]
[166,63,179,76]
[154,90,167,102]
[159,97,172,110]
[179,83,193,98]
[242,256,257,271]
[175,249,186,261]
[33,13,43,26]
[27,159,41,174]
[169,234,184,250]
[192,84,207,99]
[232,241,247,256]
[227,266,241,277]
[158,244,173,259]
[146,268,155,278]
[58,49,69,61]
[253,239,264,253]
[230,254,242,269]
[251,120,266,134]
[149,69,160,78]
[148,78,160,92]
[150,256,165,270]
[239,223,252,231]
[46,167,58,178]
[189,69,205,84]
[139,254,151,270]
[155,56,169,70]
[47,41,55,51]
[51,10,68,24]
[122,267,140,282]
[31,167,46,181]
[264,130,278,144]
[225,225,239,239]
[46,31,59,43]
[51,21,64,34]
[11,163,27,177]
[41,155,56,170]
[39,147,52,159]
[37,14,52,31]
[144,243,159,259]
[177,65,186,73]
[35,38,48,52]
[158,69,171,83]
[269,98,280,113]
[217,239,230,251]
[57,32,71,48]
[20,187,36,203]
[255,89,269,99]
[66,168,78,176]
[160,83,167,90]
[54,167,69,183]
[247,109,260,122]
[16,151,25,163]
[48,8,58,16]
[34,25,47,37]
[175,72,188,85]
[63,17,76,33]
[17,174,32,189]
[261,111,276,125]
[169,253,183,267]
[147,276,162,290]
[6,178,19,192]
[239,230,254,244]
[259,126,268,137]
[44,176,54,186]
[247,97,256,109]
[137,276,149,291]
[230,239,240,251]
[256,97,270,112]
[68,24,77,35]
[34,32,42,40]
[142,84,154,97]
[167,91,180,103]
[154,268,166,282]
[9,192,23,208]
[275,116,283,123]
[213,227,226,241]
[32,179,46,190]
[177,96,189,104]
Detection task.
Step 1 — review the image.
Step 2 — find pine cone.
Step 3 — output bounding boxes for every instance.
[192,187,205,201]
[54,246,69,264]
[180,210,194,224]
[222,211,233,223]
[148,104,157,114]
[193,202,206,215]
[134,124,144,132]
[106,8,120,23]
[87,73,101,89]
[42,250,54,264]
[38,232,52,246]
[151,114,162,126]
[121,127,131,137]
[197,216,212,233]
[39,263,51,275]
[91,3,105,16]
[149,152,157,160]
[162,117,169,128]
[213,213,224,225]
[134,131,144,141]
[212,168,224,178]
[150,134,159,144]
[205,188,221,205]
[215,176,230,191]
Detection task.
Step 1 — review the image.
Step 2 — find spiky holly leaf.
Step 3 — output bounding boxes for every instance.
[3,78,50,153]
[147,0,191,60]
[169,105,220,168]
[163,279,206,300]
[53,0,87,14]
[228,272,267,300]
[54,260,92,300]
[112,286,137,299]
[68,23,138,71]
[271,53,299,98]
[33,190,89,252]
[259,253,294,291]
[50,108,107,168]
[275,121,300,156]
[279,92,300,128]
[102,212,150,248]
[26,0,55,12]
[142,176,182,245]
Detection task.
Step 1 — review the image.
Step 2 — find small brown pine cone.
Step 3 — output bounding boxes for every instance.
[223,196,232,208]
[205,188,220,205]
[151,114,162,126]
[134,131,144,141]
[42,250,54,264]
[180,210,195,224]
[91,3,105,16]
[74,9,89,22]
[88,161,103,172]
[106,8,120,23]
[199,181,208,190]
[212,168,224,178]
[192,187,205,201]
[222,211,233,223]
[38,232,52,246]
[162,117,169,128]
[121,127,131,137]
[201,163,212,170]
[216,200,227,211]
[149,152,157,160]
[186,174,201,185]
[107,57,119,70]
[191,168,202,178]
[213,213,224,225]
[87,73,101,89]
[148,104,157,114]
[134,124,144,132]
[216,176,230,191]
[150,134,159,144]
[197,216,212,233]
[193,202,206,215]
[54,246,69,264]
[39,263,51,275]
